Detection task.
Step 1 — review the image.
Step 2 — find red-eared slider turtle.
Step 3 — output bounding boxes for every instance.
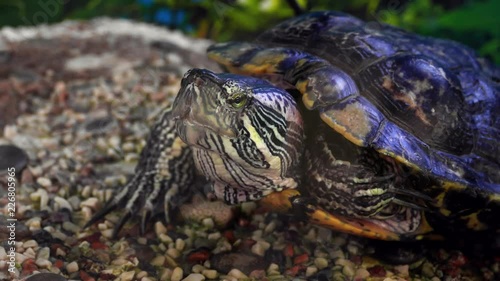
[87,11,500,241]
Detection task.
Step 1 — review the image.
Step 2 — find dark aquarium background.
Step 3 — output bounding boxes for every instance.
[0,0,498,63]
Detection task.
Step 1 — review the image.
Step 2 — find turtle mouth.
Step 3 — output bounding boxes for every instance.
[172,69,238,145]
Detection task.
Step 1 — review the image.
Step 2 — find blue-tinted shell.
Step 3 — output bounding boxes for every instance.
[206,14,500,237]
[256,12,500,192]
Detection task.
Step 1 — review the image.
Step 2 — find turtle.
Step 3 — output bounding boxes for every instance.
[86,11,500,241]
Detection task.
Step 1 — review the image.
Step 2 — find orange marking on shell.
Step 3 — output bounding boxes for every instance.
[382,76,432,126]
[297,81,317,109]
[320,103,373,146]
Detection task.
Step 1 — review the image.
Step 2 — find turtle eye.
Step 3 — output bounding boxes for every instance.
[228,93,248,109]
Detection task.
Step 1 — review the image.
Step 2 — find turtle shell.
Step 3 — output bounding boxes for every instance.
[208,11,500,230]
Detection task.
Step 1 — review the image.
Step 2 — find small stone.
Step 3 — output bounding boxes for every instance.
[101,229,114,238]
[304,228,317,241]
[207,232,221,241]
[201,269,218,279]
[54,196,73,211]
[35,258,52,268]
[23,248,36,259]
[80,197,99,209]
[160,268,173,281]
[122,142,135,152]
[24,273,67,281]
[159,233,173,244]
[368,265,387,277]
[36,247,50,260]
[210,252,269,274]
[249,269,266,279]
[264,221,276,234]
[202,218,215,229]
[171,267,183,281]
[81,185,93,198]
[66,261,78,273]
[180,195,236,227]
[317,228,333,242]
[252,229,263,239]
[227,269,248,279]
[119,271,135,281]
[294,253,309,265]
[268,275,287,280]
[109,135,121,147]
[314,257,329,270]
[137,271,148,279]
[422,262,436,277]
[0,144,29,172]
[155,221,168,235]
[67,196,81,210]
[3,125,17,139]
[30,189,49,210]
[394,264,409,277]
[306,266,318,277]
[212,239,232,254]
[240,202,257,215]
[182,273,205,281]
[151,256,165,267]
[167,248,180,259]
[36,177,52,188]
[331,235,346,246]
[251,241,270,256]
[84,116,115,134]
[55,248,66,257]
[267,263,279,275]
[192,264,205,273]
[16,253,28,264]
[80,206,93,222]
[175,238,186,251]
[330,249,345,259]
[355,268,370,279]
[30,166,43,177]
[62,221,80,233]
[51,230,67,241]
[0,247,6,260]
[23,240,38,249]
[346,243,360,255]
[27,217,42,231]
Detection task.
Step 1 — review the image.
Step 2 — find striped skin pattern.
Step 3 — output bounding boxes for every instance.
[305,122,425,235]
[84,107,197,236]
[173,69,304,204]
[173,69,427,236]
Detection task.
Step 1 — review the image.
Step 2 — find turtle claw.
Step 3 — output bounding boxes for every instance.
[140,209,152,235]
[83,198,120,229]
[392,198,432,212]
[389,187,435,203]
[113,211,132,238]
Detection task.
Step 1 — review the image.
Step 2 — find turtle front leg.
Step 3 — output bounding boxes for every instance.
[85,107,198,237]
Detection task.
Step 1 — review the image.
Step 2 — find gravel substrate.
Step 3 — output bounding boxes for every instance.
[0,19,499,281]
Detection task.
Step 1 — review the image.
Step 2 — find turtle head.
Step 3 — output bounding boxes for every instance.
[172,69,304,201]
